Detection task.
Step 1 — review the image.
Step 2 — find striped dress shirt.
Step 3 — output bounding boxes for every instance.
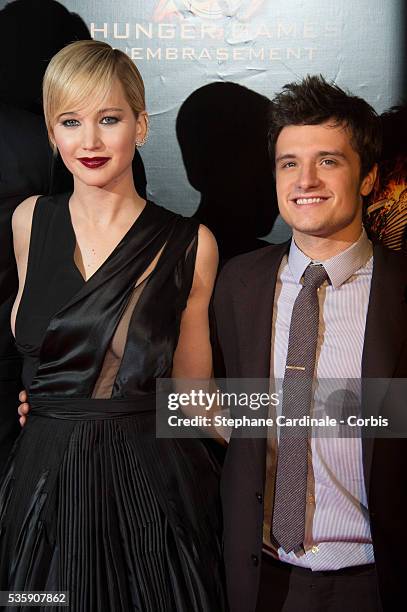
[263,228,375,570]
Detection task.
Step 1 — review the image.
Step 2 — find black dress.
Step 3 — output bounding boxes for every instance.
[0,193,225,612]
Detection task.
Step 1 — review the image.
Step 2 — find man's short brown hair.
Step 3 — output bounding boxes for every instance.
[268,75,382,179]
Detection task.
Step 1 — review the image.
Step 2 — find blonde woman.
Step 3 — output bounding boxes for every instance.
[0,41,225,611]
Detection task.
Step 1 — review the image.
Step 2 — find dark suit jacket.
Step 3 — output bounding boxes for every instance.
[0,103,52,472]
[212,240,407,612]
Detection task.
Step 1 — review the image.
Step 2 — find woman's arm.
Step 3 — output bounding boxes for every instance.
[171,225,226,444]
[10,195,39,336]
[11,195,39,426]
[172,224,218,380]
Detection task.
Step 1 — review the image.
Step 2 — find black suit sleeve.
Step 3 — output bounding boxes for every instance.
[209,294,226,379]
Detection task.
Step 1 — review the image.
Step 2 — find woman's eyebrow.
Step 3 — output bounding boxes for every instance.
[57,107,124,120]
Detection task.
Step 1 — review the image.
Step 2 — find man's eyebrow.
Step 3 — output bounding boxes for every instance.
[275,150,347,162]
[275,153,297,162]
[57,107,124,120]
[318,150,346,158]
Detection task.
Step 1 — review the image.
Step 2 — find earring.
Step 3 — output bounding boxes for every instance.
[136,115,149,147]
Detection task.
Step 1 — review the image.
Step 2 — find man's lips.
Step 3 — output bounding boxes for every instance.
[78,157,110,168]
[291,196,330,206]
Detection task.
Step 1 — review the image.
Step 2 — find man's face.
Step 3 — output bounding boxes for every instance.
[275,121,376,245]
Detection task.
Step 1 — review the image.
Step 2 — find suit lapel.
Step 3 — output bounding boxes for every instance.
[234,241,290,379]
[230,241,290,489]
[361,244,407,486]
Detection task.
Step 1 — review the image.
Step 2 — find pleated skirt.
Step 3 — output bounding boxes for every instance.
[0,413,225,612]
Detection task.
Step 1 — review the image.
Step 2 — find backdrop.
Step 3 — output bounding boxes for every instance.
[1,0,405,242]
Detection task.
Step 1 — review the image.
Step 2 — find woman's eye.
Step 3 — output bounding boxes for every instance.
[282,161,296,168]
[62,119,80,127]
[101,116,119,125]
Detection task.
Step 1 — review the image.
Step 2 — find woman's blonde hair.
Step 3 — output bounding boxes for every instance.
[43,40,145,146]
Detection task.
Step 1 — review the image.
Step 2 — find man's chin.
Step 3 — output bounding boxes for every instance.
[292,225,331,238]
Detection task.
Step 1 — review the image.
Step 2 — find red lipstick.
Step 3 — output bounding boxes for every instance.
[78,157,110,169]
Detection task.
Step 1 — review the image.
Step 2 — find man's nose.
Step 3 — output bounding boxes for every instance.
[296,163,320,190]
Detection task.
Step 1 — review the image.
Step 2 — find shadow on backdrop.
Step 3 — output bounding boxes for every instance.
[364,103,407,253]
[0,0,90,115]
[0,0,147,196]
[176,82,278,263]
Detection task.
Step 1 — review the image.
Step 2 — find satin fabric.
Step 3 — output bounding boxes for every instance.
[0,193,225,611]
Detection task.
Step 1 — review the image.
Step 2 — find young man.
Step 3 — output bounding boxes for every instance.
[213,76,407,612]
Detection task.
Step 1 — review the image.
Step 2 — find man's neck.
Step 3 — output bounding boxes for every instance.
[292,229,364,261]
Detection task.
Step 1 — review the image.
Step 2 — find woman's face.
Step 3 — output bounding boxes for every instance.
[52,78,146,189]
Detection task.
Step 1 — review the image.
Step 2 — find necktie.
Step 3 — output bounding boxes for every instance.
[272,263,328,553]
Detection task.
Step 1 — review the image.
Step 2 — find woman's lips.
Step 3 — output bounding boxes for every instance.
[78,157,110,169]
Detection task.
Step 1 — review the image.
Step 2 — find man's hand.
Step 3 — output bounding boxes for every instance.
[18,390,30,426]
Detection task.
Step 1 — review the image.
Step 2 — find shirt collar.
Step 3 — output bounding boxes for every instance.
[287,228,373,289]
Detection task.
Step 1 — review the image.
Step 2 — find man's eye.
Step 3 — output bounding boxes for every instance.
[62,119,80,127]
[101,116,119,125]
[321,159,336,166]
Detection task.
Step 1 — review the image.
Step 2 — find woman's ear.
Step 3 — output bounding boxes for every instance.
[48,131,58,157]
[135,111,149,147]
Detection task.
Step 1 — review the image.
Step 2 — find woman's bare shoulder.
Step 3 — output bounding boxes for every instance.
[12,195,41,256]
[12,195,40,228]
[196,224,218,266]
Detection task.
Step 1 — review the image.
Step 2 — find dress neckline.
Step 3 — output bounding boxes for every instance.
[64,192,151,284]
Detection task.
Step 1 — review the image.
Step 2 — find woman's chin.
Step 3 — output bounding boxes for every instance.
[73,173,116,189]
